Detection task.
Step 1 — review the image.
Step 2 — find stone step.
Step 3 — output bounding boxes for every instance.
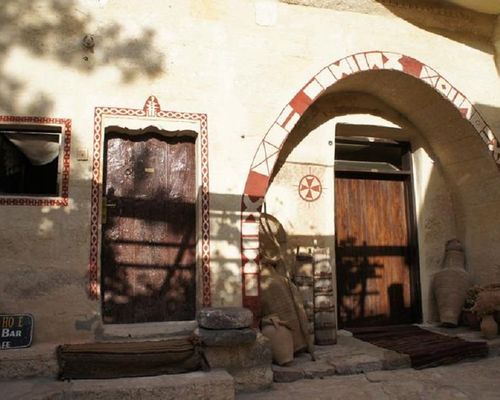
[99,320,197,341]
[0,344,58,380]
[2,369,234,400]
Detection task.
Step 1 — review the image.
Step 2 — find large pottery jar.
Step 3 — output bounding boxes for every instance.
[432,239,471,327]
[480,314,498,340]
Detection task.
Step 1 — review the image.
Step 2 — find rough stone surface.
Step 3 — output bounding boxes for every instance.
[3,370,234,400]
[332,354,383,375]
[198,327,257,347]
[204,333,272,370]
[237,357,500,400]
[197,308,253,330]
[381,350,411,370]
[232,365,273,393]
[204,333,272,392]
[272,365,305,383]
[0,344,58,379]
[98,321,197,341]
[266,333,410,383]
[302,361,336,379]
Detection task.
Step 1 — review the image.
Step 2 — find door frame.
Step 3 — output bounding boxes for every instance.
[88,97,211,317]
[334,137,422,325]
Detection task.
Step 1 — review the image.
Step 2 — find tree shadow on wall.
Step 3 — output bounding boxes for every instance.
[336,236,412,327]
[336,236,384,326]
[0,0,165,115]
[101,187,197,324]
[101,133,196,324]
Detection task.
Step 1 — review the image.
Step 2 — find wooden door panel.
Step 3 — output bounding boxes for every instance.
[335,176,412,327]
[102,133,196,324]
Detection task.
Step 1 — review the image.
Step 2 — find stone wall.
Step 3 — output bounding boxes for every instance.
[0,0,499,354]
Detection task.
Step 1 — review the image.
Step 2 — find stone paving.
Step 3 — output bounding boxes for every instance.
[2,325,499,399]
[238,357,500,400]
[272,330,410,383]
[239,326,500,400]
[3,370,235,400]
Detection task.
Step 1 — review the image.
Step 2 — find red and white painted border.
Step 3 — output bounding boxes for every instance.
[88,96,211,307]
[240,51,500,316]
[0,115,72,207]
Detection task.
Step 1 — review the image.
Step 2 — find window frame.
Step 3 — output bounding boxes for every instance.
[0,116,72,206]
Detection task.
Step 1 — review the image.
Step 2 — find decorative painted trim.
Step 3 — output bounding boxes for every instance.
[240,51,500,315]
[0,115,72,207]
[88,96,211,308]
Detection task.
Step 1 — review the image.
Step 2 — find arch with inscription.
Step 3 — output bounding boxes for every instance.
[239,51,500,314]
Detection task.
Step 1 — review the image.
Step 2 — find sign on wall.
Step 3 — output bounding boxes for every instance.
[1,314,33,349]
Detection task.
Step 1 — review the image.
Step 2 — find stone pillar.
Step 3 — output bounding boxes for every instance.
[196,307,273,392]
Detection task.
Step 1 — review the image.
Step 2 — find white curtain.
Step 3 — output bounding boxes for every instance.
[4,132,60,166]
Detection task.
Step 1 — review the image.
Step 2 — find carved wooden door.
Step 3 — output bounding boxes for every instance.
[335,174,416,327]
[101,132,196,324]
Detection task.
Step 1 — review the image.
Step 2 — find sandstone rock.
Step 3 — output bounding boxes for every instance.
[331,354,383,375]
[203,333,272,392]
[197,327,257,347]
[381,350,411,370]
[272,365,305,382]
[232,365,273,392]
[197,307,253,330]
[204,333,272,370]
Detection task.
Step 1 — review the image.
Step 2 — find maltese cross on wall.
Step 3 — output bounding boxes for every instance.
[298,174,322,202]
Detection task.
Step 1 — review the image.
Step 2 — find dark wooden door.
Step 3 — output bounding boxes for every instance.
[101,132,196,324]
[335,174,416,327]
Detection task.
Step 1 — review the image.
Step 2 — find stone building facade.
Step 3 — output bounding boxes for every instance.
[1,0,500,376]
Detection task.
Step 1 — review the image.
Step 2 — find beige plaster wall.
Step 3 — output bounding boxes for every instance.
[0,0,499,351]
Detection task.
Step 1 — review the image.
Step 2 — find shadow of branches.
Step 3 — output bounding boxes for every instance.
[0,0,165,114]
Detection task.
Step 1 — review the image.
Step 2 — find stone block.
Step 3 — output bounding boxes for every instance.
[232,365,273,392]
[197,327,257,347]
[302,361,336,379]
[381,350,411,370]
[3,370,235,400]
[203,333,272,392]
[272,365,305,382]
[204,333,272,370]
[197,307,253,330]
[0,344,58,379]
[331,354,383,375]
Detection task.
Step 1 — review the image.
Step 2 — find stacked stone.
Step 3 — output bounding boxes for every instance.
[313,250,337,345]
[197,307,256,346]
[196,307,272,392]
[294,252,315,340]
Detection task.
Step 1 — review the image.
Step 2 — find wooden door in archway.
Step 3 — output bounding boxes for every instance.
[334,138,421,328]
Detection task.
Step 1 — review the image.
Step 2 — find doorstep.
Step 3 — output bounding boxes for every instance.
[418,323,500,357]
[272,324,500,384]
[272,330,410,383]
[2,369,234,400]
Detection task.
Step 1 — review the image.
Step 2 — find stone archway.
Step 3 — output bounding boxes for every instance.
[240,51,500,315]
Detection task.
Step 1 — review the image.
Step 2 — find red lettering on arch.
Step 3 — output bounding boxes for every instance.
[399,56,423,78]
[290,90,313,115]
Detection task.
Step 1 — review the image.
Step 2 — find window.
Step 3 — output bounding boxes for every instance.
[0,124,63,196]
[335,136,411,174]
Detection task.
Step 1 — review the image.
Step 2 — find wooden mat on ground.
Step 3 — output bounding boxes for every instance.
[57,337,204,380]
[348,325,488,369]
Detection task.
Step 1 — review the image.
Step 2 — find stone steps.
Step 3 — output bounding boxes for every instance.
[2,369,234,400]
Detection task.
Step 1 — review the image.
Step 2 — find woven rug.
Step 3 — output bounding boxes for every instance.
[57,337,205,379]
[348,325,488,369]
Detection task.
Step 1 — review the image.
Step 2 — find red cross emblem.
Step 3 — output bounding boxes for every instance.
[298,174,322,202]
